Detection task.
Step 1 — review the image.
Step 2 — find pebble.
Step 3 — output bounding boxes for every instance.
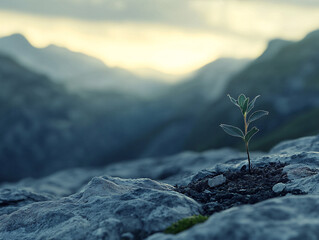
[272,183,286,193]
[208,175,226,188]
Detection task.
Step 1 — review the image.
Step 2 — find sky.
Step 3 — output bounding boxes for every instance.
[0,0,319,78]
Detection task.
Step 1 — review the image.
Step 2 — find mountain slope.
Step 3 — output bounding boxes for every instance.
[0,33,166,97]
[169,58,251,103]
[185,29,319,152]
[0,53,152,182]
[117,58,250,158]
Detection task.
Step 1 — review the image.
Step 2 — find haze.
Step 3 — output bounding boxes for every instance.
[1,0,319,79]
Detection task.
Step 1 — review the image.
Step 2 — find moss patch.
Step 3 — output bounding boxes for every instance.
[164,215,209,234]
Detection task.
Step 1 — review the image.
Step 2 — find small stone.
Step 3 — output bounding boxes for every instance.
[272,183,286,193]
[208,175,226,188]
[121,232,134,240]
[191,170,215,183]
[240,165,247,172]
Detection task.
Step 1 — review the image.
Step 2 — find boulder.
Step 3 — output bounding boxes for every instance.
[0,176,201,240]
[0,188,51,216]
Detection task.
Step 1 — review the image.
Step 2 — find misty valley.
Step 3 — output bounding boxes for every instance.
[0,30,319,182]
[1,24,319,240]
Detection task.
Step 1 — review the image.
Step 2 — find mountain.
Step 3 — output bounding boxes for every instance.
[0,33,167,97]
[114,58,251,158]
[256,38,293,62]
[3,29,319,182]
[120,29,319,158]
[184,29,319,152]
[131,67,186,82]
[168,58,251,103]
[0,53,155,182]
[0,53,79,181]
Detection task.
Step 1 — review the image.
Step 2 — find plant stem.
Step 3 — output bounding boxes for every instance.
[243,113,251,174]
[245,142,251,174]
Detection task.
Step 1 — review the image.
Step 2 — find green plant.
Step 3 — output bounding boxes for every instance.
[164,215,209,234]
[220,94,269,173]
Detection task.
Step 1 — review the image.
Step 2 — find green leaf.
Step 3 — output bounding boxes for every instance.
[245,127,259,143]
[238,94,246,107]
[247,95,260,113]
[227,94,239,107]
[248,110,269,123]
[242,97,249,115]
[220,124,244,138]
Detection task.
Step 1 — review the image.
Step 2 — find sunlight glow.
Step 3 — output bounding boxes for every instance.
[1,0,319,78]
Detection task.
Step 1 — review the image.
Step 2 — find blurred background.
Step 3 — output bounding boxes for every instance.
[0,0,319,182]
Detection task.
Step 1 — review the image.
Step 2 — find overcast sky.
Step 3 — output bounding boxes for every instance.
[1,0,319,77]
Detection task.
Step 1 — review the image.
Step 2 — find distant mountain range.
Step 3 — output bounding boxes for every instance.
[183,29,319,152]
[119,29,319,157]
[127,58,251,158]
[0,34,167,97]
[0,53,153,181]
[1,29,319,182]
[0,34,251,181]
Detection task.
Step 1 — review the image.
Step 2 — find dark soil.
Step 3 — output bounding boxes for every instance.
[176,162,305,215]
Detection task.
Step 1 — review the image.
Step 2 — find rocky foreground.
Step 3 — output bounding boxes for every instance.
[1,135,319,239]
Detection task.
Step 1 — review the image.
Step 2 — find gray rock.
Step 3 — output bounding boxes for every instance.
[121,232,135,240]
[1,135,319,239]
[190,169,214,184]
[2,135,319,200]
[208,175,226,188]
[0,188,51,216]
[270,135,319,154]
[0,167,103,197]
[146,195,319,240]
[103,149,247,186]
[272,183,286,193]
[0,148,246,197]
[0,176,201,240]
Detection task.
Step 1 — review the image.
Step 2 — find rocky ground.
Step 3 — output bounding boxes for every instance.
[1,135,319,239]
[177,162,305,215]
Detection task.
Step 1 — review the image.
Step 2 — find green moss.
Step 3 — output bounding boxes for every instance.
[164,215,209,235]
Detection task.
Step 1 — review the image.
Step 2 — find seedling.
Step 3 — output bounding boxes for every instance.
[220,94,268,173]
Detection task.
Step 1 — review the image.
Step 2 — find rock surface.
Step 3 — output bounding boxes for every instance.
[1,135,319,239]
[0,188,51,216]
[147,195,319,240]
[145,135,319,240]
[0,148,247,197]
[270,135,319,154]
[0,176,200,240]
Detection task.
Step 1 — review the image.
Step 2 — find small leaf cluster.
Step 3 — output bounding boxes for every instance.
[220,94,268,143]
[164,215,209,235]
